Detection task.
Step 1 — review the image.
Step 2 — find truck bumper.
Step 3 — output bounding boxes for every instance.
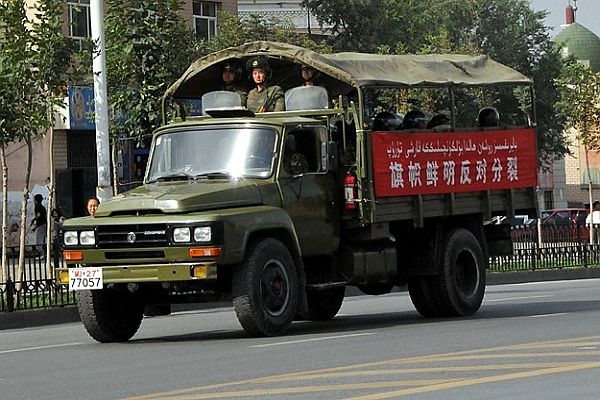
[56,262,217,286]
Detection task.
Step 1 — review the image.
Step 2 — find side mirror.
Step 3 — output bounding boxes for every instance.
[322,141,338,172]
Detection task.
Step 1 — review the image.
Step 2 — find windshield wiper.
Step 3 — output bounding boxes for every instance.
[194,171,243,180]
[150,172,195,182]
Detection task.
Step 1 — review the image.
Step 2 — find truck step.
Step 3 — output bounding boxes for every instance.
[306,282,347,291]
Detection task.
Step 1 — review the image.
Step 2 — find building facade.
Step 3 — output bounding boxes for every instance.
[552,4,600,208]
[237,0,328,35]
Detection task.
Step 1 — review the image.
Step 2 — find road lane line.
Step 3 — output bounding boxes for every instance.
[125,335,600,400]
[249,332,375,348]
[154,379,465,400]
[528,312,568,318]
[0,342,83,354]
[486,295,551,302]
[342,361,600,400]
[257,362,581,382]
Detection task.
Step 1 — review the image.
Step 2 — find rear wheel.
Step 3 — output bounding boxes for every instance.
[305,286,345,320]
[76,288,144,343]
[232,238,299,336]
[407,277,441,317]
[432,228,486,316]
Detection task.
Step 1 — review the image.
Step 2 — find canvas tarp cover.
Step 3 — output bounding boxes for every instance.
[165,41,532,99]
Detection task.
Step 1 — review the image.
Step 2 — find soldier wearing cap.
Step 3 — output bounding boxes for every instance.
[221,60,247,106]
[300,64,320,87]
[245,57,285,113]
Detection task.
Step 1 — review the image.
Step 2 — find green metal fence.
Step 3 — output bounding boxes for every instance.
[0,245,75,312]
[1,224,599,312]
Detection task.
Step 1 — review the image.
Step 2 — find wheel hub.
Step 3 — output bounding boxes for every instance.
[260,260,290,317]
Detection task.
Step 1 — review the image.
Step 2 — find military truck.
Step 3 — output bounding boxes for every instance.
[57,42,538,342]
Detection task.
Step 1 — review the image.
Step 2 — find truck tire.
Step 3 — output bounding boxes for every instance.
[407,277,441,317]
[432,228,486,317]
[232,238,299,336]
[76,288,144,343]
[305,286,345,320]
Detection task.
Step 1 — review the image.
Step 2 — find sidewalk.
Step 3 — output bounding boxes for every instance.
[2,268,599,331]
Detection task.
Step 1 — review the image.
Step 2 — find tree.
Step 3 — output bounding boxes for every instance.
[302,0,477,53]
[208,12,331,53]
[31,0,76,277]
[303,0,569,160]
[99,6,329,192]
[556,61,600,149]
[103,0,202,192]
[471,0,568,162]
[0,0,73,285]
[555,61,600,242]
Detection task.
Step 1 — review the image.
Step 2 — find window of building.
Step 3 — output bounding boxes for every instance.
[193,1,217,41]
[68,0,91,40]
[543,190,554,210]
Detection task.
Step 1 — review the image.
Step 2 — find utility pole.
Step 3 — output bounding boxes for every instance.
[90,0,113,203]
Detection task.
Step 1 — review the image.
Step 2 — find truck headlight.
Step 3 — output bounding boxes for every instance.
[194,227,212,242]
[64,231,79,246]
[173,227,191,243]
[80,231,96,246]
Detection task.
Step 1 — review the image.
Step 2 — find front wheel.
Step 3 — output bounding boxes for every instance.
[232,238,299,336]
[76,288,144,343]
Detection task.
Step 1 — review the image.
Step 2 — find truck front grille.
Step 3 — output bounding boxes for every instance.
[96,224,169,248]
[105,251,165,259]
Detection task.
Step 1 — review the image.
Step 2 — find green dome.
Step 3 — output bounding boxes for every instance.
[553,22,600,72]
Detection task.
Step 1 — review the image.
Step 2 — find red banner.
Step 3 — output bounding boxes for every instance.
[371,128,538,198]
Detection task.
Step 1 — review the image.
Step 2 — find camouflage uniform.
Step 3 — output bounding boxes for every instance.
[246,85,285,113]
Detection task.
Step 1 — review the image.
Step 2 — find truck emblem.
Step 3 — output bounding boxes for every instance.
[144,230,166,235]
[127,232,136,243]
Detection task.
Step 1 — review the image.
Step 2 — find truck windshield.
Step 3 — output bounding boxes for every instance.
[146,127,277,182]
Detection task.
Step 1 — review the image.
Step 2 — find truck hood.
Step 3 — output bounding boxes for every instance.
[95,180,263,216]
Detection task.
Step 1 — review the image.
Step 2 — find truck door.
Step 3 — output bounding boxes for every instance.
[279,125,340,256]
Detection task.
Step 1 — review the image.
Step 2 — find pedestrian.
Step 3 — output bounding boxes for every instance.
[29,194,47,255]
[87,197,100,217]
[51,208,66,268]
[245,57,285,113]
[221,60,247,106]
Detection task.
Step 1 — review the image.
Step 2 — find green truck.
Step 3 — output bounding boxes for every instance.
[58,42,539,342]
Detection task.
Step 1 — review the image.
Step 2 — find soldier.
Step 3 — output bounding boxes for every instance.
[245,57,285,113]
[300,64,320,87]
[221,60,247,106]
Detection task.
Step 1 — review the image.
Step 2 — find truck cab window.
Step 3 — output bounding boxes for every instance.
[283,127,326,175]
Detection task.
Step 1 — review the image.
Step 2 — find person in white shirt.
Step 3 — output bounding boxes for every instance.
[585,201,600,243]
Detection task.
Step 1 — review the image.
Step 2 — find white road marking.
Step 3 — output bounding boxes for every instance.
[528,313,568,318]
[486,295,551,302]
[250,332,375,348]
[0,342,83,355]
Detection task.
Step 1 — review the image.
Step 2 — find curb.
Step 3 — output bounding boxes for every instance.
[486,267,600,285]
[0,306,80,331]
[1,268,599,331]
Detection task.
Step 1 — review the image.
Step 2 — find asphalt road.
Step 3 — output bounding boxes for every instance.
[2,278,600,400]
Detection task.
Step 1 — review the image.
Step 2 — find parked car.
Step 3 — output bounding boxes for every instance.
[540,208,588,226]
[490,215,534,226]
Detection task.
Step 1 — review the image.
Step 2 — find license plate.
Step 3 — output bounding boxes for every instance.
[68,267,103,291]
